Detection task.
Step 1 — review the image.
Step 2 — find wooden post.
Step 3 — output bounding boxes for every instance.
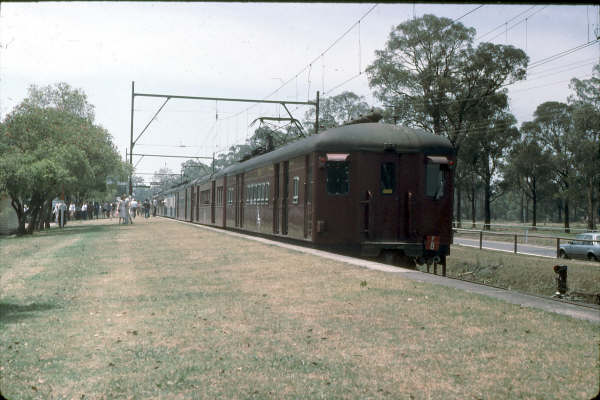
[514,234,518,254]
[556,238,560,258]
[479,230,483,249]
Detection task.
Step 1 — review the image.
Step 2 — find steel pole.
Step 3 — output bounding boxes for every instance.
[129,81,135,195]
[315,91,320,134]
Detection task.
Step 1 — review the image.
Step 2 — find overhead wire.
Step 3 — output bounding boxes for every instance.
[326,3,487,97]
[220,3,379,122]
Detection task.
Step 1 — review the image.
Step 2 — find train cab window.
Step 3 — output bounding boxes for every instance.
[326,161,349,195]
[292,177,300,204]
[425,161,446,199]
[380,162,395,195]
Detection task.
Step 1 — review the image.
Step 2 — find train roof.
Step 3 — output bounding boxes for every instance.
[158,123,454,191]
[216,122,453,177]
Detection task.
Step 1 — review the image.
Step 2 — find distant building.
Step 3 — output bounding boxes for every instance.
[0,192,18,235]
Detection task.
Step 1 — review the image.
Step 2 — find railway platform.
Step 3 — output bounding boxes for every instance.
[171,218,600,324]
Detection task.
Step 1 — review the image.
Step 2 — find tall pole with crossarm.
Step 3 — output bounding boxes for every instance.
[129,81,135,196]
[128,81,319,195]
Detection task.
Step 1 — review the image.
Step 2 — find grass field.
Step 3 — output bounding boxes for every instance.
[1,218,599,399]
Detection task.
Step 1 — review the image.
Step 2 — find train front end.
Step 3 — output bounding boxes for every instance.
[311,123,455,268]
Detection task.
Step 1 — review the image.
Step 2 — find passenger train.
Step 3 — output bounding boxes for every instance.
[155,122,455,269]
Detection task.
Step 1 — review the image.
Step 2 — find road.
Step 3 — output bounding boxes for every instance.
[453,237,558,258]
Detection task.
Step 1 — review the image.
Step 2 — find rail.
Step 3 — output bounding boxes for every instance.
[453,228,599,259]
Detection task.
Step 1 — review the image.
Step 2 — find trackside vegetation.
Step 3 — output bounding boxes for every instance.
[1,218,598,399]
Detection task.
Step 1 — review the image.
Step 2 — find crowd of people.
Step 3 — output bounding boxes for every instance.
[53,196,158,225]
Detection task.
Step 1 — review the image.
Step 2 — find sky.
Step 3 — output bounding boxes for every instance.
[1,2,599,185]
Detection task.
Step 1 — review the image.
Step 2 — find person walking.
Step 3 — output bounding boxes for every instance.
[81,202,88,220]
[130,197,138,220]
[118,196,127,224]
[143,199,150,218]
[69,202,75,220]
[126,196,133,224]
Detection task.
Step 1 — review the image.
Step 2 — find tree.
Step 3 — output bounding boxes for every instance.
[568,64,600,230]
[469,110,519,230]
[0,83,125,234]
[366,14,527,147]
[525,102,575,232]
[504,125,554,229]
[180,159,211,182]
[304,91,371,133]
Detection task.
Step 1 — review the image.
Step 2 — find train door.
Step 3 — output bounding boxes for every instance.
[273,164,280,234]
[211,181,216,224]
[235,175,240,227]
[304,155,312,239]
[236,173,244,228]
[196,187,200,222]
[281,161,289,235]
[190,186,195,222]
[363,154,403,241]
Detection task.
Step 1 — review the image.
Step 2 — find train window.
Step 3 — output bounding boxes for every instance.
[265,182,270,204]
[426,163,445,199]
[326,161,349,195]
[380,162,395,195]
[292,177,300,204]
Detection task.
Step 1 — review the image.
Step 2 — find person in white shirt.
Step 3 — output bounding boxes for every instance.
[130,198,138,219]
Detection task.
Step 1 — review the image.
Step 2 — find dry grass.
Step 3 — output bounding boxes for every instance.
[1,217,598,399]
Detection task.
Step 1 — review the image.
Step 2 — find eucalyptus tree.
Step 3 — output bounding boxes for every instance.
[304,91,371,133]
[568,64,600,230]
[503,124,554,229]
[525,102,576,232]
[468,111,519,229]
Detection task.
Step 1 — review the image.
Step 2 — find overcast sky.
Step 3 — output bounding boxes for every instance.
[1,2,599,182]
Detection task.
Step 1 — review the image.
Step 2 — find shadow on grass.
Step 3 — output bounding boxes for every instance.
[0,302,58,324]
[27,222,129,239]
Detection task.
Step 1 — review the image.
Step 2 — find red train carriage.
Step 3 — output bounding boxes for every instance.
[163,122,454,267]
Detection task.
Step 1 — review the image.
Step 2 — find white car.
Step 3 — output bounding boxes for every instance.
[559,232,600,261]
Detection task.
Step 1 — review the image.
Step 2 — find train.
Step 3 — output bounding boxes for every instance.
[154,121,455,268]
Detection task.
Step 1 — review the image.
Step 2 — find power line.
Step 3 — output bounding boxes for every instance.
[455,4,485,22]
[486,6,548,43]
[476,5,538,42]
[221,4,379,122]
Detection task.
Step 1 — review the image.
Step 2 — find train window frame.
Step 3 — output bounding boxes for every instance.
[292,176,300,204]
[425,161,446,200]
[326,161,350,195]
[227,187,234,205]
[380,162,395,195]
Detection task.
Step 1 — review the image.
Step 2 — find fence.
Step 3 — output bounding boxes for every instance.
[453,228,599,259]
